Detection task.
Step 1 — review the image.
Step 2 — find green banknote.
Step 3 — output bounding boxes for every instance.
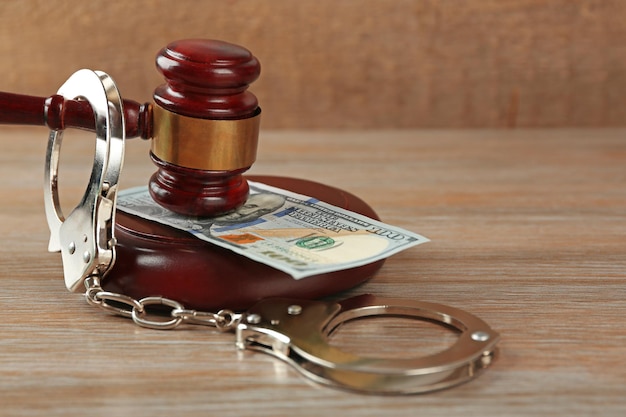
[116,182,429,279]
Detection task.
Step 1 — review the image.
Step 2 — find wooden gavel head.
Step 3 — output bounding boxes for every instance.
[0,38,261,217]
[149,39,261,216]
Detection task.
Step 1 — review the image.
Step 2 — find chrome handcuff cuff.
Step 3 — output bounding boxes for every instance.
[44,69,500,395]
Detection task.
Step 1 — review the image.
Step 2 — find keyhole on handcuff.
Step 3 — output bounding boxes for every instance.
[328,316,461,359]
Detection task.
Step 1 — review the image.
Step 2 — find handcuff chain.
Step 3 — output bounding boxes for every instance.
[84,275,242,332]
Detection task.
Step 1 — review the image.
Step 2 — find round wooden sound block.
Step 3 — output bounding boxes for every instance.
[103,176,384,311]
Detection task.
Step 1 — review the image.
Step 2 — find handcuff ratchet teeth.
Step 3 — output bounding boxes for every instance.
[43,69,500,395]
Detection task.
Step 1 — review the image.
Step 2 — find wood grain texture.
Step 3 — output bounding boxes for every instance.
[0,127,624,416]
[0,0,625,129]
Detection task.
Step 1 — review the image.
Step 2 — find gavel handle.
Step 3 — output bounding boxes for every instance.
[0,92,151,139]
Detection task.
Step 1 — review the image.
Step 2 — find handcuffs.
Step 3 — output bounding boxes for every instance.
[43,69,500,395]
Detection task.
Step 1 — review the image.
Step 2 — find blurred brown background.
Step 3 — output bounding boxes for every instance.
[0,0,624,129]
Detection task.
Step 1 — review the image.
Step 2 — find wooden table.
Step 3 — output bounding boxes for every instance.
[1,127,624,416]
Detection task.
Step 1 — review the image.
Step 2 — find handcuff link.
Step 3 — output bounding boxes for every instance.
[43,70,500,395]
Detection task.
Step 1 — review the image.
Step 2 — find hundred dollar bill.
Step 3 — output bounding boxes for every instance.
[116,182,429,279]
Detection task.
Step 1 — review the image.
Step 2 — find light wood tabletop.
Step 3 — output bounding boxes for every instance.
[1,127,624,416]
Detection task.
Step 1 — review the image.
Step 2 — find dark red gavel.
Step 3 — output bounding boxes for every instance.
[1,38,383,310]
[0,39,261,217]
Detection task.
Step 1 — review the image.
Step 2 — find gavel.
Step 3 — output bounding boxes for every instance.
[0,38,261,217]
[0,38,382,310]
